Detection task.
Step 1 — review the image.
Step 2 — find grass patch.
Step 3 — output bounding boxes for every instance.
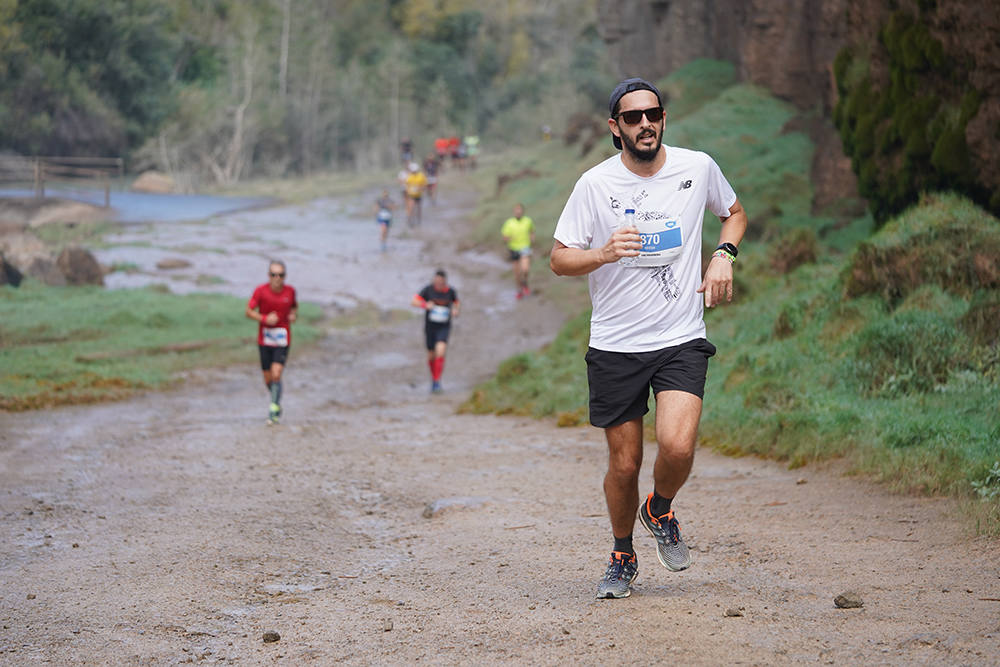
[0,281,324,410]
[32,220,120,250]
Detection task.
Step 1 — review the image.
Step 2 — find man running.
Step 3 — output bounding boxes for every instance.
[550,77,747,599]
[411,269,459,393]
[246,260,298,425]
[404,162,427,226]
[423,153,440,204]
[500,203,535,299]
[373,189,395,252]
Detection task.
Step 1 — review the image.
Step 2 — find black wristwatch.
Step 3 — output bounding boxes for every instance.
[716,242,738,257]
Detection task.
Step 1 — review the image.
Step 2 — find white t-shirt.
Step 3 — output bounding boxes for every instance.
[553,146,737,352]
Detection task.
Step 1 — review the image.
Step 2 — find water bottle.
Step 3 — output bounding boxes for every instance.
[618,208,638,267]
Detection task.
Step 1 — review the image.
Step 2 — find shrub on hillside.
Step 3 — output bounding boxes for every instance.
[848,310,961,396]
[842,194,1000,303]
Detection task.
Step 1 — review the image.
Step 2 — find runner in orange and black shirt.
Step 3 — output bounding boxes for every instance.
[246,260,298,424]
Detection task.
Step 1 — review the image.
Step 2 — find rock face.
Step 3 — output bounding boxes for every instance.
[597,0,847,113]
[597,0,853,207]
[597,0,998,209]
[57,246,104,286]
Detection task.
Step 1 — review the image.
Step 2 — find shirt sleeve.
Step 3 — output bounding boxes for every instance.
[553,177,595,249]
[418,286,430,301]
[450,288,458,304]
[248,286,261,310]
[290,287,298,309]
[704,155,738,219]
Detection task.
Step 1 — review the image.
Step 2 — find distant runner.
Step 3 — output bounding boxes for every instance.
[404,162,427,226]
[501,203,535,299]
[373,190,396,252]
[411,269,459,393]
[246,260,298,425]
[423,153,440,204]
[464,134,480,169]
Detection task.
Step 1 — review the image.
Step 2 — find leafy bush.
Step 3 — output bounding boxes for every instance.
[832,9,992,224]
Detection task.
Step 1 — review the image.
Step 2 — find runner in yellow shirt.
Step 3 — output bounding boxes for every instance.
[500,203,535,299]
[404,162,428,227]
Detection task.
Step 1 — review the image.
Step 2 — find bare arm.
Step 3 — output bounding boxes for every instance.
[697,198,748,308]
[245,305,263,322]
[549,227,641,277]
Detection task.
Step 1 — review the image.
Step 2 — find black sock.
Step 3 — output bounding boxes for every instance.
[650,491,672,516]
[612,535,634,556]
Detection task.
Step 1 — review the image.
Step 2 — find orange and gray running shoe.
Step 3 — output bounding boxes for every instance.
[596,551,638,599]
[638,494,691,571]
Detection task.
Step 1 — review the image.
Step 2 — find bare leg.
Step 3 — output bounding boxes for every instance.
[519,256,531,290]
[652,390,702,499]
[603,417,644,538]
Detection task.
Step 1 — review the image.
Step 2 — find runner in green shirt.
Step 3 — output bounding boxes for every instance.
[500,203,535,299]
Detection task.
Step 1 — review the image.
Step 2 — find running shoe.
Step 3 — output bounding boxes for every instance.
[431,381,442,394]
[638,494,691,571]
[268,402,281,425]
[596,551,638,599]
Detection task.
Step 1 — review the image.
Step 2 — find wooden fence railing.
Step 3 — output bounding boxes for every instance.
[0,156,124,207]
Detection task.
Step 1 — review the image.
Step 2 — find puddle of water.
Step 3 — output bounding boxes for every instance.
[0,187,272,222]
[97,196,441,310]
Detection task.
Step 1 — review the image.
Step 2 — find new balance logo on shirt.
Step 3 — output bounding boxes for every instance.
[677,180,692,190]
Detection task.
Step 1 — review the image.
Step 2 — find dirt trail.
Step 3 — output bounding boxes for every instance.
[2,173,999,665]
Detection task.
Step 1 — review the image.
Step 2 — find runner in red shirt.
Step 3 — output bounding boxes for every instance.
[245,260,298,424]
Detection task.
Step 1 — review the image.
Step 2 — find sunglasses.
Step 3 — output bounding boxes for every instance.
[615,106,664,126]
[270,272,285,278]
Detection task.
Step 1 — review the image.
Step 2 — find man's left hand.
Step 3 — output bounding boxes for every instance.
[697,256,734,308]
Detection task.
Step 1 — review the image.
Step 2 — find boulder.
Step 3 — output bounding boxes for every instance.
[0,233,65,286]
[131,170,176,194]
[0,253,24,287]
[57,246,104,286]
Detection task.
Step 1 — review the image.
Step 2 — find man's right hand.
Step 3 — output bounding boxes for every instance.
[601,226,641,264]
[264,312,279,326]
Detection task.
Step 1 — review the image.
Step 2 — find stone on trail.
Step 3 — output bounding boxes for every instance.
[724,607,744,617]
[421,496,490,519]
[262,630,280,643]
[156,258,192,270]
[834,592,863,608]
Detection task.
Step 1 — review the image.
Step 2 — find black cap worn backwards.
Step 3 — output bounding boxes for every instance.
[608,77,663,150]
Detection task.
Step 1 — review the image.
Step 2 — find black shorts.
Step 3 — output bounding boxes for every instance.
[585,338,716,428]
[508,248,531,262]
[259,345,290,370]
[425,323,451,350]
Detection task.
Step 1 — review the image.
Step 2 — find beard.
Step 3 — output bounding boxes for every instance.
[621,127,662,162]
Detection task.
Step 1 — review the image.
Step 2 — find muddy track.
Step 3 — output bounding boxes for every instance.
[1,174,998,665]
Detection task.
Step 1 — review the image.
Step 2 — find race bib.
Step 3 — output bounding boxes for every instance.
[428,304,451,323]
[262,326,289,347]
[623,218,684,267]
